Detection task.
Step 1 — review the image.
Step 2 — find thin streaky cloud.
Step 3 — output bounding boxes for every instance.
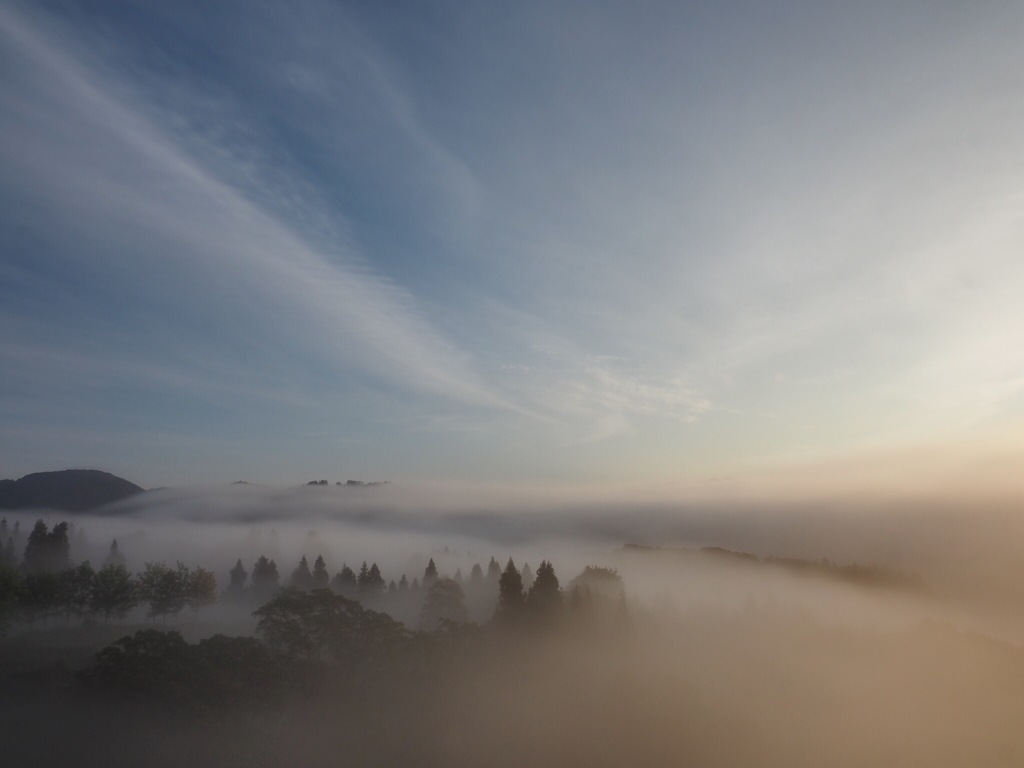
[0,5,511,413]
[2,0,1023,490]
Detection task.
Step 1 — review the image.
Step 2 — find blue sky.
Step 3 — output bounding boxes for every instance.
[2,0,1023,496]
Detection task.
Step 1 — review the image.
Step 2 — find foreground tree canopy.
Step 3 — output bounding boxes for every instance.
[253,588,410,662]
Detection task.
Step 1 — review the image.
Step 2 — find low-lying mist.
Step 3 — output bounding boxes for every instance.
[9,481,1024,622]
[4,482,1024,767]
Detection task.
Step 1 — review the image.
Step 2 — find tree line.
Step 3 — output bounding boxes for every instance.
[0,520,217,632]
[1,517,626,639]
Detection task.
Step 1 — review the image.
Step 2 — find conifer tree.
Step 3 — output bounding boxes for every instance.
[22,521,50,574]
[521,562,535,590]
[496,558,525,622]
[487,557,501,581]
[331,564,357,597]
[103,539,126,568]
[290,555,314,591]
[419,578,467,631]
[526,560,562,624]
[252,555,280,599]
[423,558,438,586]
[49,522,71,571]
[360,562,386,600]
[22,521,72,573]
[312,555,329,588]
[228,558,248,592]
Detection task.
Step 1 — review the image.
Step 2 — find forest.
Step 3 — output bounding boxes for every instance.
[3,514,1024,768]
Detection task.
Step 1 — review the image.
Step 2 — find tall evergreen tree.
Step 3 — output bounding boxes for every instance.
[256,557,284,593]
[331,563,357,597]
[103,539,126,568]
[496,558,525,622]
[22,520,50,574]
[290,555,314,591]
[486,557,501,582]
[312,555,329,588]
[359,563,386,601]
[423,558,438,586]
[526,560,562,625]
[49,522,71,571]
[22,520,73,573]
[252,556,280,600]
[228,558,248,592]
[368,562,385,586]
[419,578,467,631]
[521,562,535,590]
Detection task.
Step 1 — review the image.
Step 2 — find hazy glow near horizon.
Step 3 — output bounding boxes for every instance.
[1,1,1022,495]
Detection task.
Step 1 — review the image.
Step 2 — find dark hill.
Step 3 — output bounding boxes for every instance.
[0,470,144,512]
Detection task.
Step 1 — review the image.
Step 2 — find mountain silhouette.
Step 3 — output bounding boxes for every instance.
[0,469,144,512]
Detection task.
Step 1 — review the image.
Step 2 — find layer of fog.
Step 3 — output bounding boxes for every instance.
[5,481,1024,640]
[6,483,1024,767]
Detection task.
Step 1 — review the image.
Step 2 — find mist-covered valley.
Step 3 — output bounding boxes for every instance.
[6,0,1024,763]
[3,482,1024,767]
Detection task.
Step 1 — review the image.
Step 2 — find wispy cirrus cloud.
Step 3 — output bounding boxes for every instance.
[3,0,1024,491]
[0,4,506,412]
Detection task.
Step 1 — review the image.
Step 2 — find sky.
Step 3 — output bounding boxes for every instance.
[1,0,1023,498]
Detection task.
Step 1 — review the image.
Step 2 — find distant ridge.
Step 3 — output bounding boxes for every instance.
[620,543,930,595]
[0,469,144,512]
